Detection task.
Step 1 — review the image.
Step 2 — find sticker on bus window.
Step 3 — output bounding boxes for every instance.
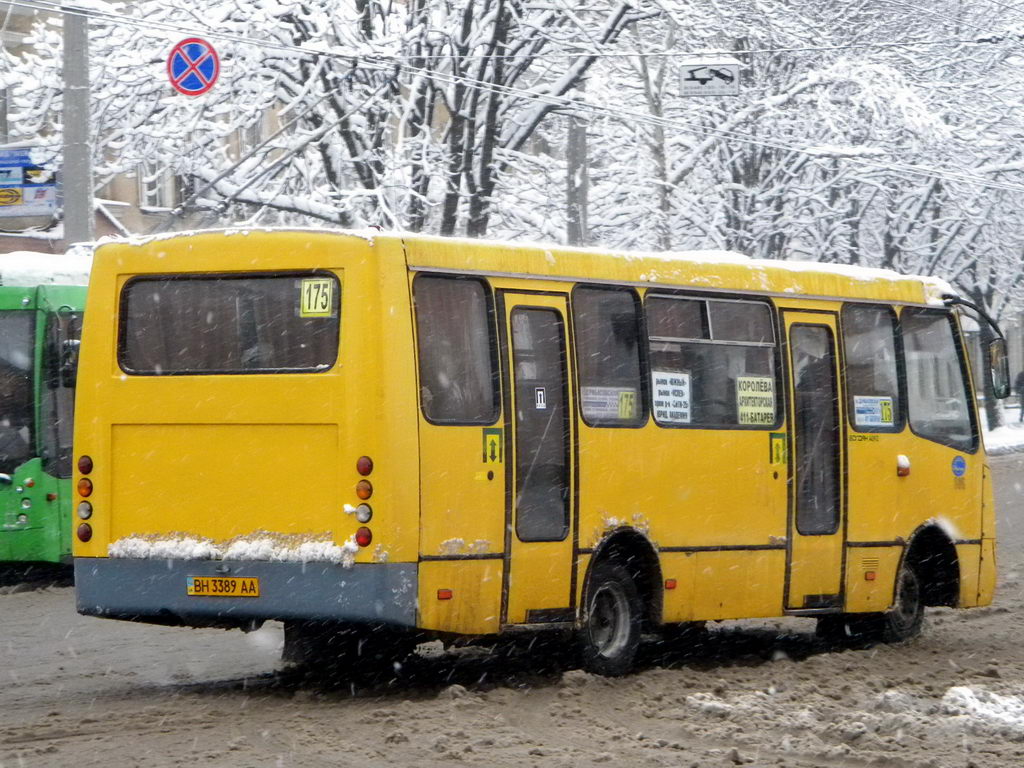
[652,371,690,424]
[299,278,334,317]
[581,386,638,420]
[736,376,775,425]
[853,395,894,427]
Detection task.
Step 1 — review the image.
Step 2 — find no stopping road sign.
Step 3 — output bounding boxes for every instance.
[167,38,220,96]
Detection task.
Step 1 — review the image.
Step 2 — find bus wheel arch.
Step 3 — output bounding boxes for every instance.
[904,523,960,608]
[582,527,663,630]
[577,527,662,675]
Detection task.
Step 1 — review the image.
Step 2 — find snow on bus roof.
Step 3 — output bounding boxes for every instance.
[0,247,92,286]
[97,228,956,305]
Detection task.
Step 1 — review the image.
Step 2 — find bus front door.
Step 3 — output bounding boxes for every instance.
[500,293,576,626]
[784,312,847,610]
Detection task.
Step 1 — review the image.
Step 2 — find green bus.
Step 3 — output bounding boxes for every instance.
[0,283,86,564]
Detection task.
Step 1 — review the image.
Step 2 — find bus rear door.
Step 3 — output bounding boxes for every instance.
[500,292,576,626]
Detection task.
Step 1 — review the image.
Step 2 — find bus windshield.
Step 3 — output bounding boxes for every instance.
[0,310,35,474]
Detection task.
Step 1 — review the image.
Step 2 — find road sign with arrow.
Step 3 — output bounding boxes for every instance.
[680,57,742,97]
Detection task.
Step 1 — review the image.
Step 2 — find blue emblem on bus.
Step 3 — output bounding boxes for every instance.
[952,456,967,478]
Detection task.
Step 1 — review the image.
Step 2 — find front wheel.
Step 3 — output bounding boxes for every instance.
[578,562,642,676]
[848,560,924,644]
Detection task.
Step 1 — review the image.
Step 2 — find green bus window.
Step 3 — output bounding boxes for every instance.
[41,311,82,478]
[573,287,644,426]
[842,305,902,433]
[119,274,340,375]
[647,296,777,429]
[414,276,498,425]
[901,309,976,452]
[0,310,35,473]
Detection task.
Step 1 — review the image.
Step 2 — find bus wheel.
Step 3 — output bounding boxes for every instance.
[848,561,924,645]
[880,561,924,642]
[579,562,642,676]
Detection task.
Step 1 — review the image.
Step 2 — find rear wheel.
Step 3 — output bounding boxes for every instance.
[578,562,642,676]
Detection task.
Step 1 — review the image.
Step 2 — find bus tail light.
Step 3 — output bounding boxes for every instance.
[77,523,92,542]
[355,527,372,547]
[77,501,93,520]
[437,589,453,600]
[356,480,372,500]
[355,504,373,523]
[77,478,93,497]
[356,456,373,476]
[78,455,93,474]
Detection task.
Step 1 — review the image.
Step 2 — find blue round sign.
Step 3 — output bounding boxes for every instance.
[167,38,220,96]
[952,456,967,478]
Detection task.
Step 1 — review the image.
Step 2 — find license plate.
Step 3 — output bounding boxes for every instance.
[186,576,260,597]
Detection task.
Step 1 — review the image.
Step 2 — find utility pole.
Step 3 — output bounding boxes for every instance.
[62,7,93,243]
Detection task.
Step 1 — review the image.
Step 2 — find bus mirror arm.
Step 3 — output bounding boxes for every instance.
[942,294,1011,399]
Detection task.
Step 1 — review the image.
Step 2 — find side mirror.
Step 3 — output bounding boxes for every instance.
[60,338,81,388]
[988,337,1010,399]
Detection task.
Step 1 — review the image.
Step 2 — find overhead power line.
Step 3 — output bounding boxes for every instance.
[8,0,1024,198]
[7,0,1017,62]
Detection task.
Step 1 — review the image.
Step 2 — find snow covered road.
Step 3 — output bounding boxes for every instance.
[3,453,1024,767]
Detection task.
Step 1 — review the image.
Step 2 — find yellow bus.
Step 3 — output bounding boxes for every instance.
[72,230,1009,675]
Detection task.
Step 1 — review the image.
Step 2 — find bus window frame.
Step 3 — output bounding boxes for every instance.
[642,291,784,431]
[839,303,907,435]
[412,272,502,428]
[571,283,649,430]
[117,270,342,376]
[899,306,979,454]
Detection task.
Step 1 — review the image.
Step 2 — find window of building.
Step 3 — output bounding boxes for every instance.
[573,286,644,426]
[414,275,498,424]
[646,296,777,428]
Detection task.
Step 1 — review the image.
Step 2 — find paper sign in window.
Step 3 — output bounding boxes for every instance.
[300,278,334,317]
[736,376,775,425]
[581,386,638,420]
[652,371,690,424]
[853,395,894,427]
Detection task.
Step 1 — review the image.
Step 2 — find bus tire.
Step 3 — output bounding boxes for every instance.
[579,561,642,676]
[880,560,924,643]
[849,561,924,644]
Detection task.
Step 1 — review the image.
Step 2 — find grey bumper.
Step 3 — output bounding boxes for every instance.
[74,558,418,628]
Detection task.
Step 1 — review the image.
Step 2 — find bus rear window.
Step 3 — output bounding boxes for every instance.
[119,274,341,374]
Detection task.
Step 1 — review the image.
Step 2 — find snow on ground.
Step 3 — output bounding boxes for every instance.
[981,404,1024,455]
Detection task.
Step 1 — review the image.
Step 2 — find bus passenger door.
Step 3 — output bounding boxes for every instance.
[783,312,846,610]
[500,293,576,626]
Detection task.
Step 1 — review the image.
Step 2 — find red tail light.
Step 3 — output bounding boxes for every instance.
[77,523,92,542]
[356,456,373,476]
[355,527,372,547]
[78,455,93,474]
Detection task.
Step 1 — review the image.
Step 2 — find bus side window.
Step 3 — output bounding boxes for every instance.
[900,309,977,452]
[646,296,777,428]
[413,275,499,425]
[572,286,645,426]
[841,305,902,432]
